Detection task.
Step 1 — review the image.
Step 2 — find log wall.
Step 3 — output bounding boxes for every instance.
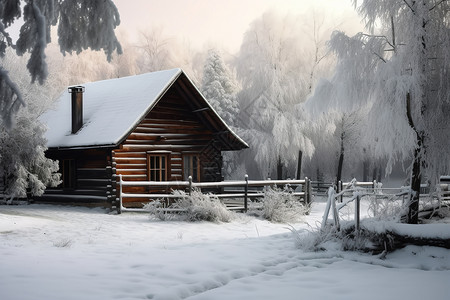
[38,148,112,207]
[114,88,223,207]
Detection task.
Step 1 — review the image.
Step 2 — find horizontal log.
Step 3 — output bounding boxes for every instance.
[113,152,146,158]
[118,174,147,180]
[115,163,146,169]
[140,118,199,125]
[113,158,146,164]
[134,126,211,135]
[139,118,201,125]
[121,145,204,151]
[116,169,147,176]
[127,133,213,141]
[77,168,108,179]
[122,186,149,193]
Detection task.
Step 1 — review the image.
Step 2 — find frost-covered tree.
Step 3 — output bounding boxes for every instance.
[201,49,241,179]
[201,48,239,126]
[0,51,60,200]
[235,11,314,179]
[0,0,122,127]
[303,113,336,183]
[311,0,450,223]
[332,110,365,184]
[136,26,202,84]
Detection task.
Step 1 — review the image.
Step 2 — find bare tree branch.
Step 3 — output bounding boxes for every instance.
[429,0,447,11]
[402,0,416,13]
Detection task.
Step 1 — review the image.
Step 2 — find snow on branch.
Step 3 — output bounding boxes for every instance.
[57,0,122,61]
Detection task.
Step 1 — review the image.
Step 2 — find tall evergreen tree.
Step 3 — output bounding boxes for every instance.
[201,49,239,127]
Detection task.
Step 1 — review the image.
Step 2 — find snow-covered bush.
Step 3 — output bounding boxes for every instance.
[291,223,378,253]
[144,200,178,221]
[367,195,409,222]
[145,189,234,223]
[0,107,60,201]
[0,51,60,202]
[249,186,307,223]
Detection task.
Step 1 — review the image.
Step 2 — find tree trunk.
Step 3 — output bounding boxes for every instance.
[296,150,302,179]
[406,92,423,225]
[336,132,344,185]
[377,165,382,183]
[408,148,421,224]
[362,148,369,182]
[277,156,283,180]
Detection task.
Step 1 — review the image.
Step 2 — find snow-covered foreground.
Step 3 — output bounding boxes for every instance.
[1,200,449,300]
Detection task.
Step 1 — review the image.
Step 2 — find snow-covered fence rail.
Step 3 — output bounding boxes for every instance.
[117,175,312,213]
[336,180,378,202]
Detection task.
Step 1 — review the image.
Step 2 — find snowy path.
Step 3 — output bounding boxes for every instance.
[1,202,449,300]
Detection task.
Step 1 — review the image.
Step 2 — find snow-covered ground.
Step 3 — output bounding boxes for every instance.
[1,199,449,300]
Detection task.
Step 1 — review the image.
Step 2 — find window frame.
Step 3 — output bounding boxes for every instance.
[182,154,201,182]
[147,152,170,181]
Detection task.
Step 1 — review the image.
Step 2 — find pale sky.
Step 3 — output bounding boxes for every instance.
[113,0,363,53]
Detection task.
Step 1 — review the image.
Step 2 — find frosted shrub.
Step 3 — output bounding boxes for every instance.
[250,186,307,223]
[144,200,178,221]
[367,195,408,222]
[145,189,233,223]
[173,190,233,222]
[292,223,377,253]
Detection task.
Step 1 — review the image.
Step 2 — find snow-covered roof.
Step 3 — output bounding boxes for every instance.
[41,68,248,150]
[42,69,181,148]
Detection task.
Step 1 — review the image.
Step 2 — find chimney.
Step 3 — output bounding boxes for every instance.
[68,86,85,134]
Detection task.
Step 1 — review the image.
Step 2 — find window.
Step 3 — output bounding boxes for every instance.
[60,159,76,189]
[183,155,200,181]
[147,154,167,181]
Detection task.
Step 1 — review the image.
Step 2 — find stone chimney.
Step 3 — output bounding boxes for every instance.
[68,86,85,134]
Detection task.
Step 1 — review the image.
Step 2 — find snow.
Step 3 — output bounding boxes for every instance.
[40,69,182,148]
[1,199,449,300]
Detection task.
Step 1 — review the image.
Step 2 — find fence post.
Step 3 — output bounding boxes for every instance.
[331,189,340,231]
[355,194,360,234]
[305,177,311,205]
[188,176,192,196]
[106,165,112,212]
[112,162,119,214]
[119,174,123,214]
[244,174,249,212]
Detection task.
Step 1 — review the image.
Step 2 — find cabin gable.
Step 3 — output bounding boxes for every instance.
[113,84,225,206]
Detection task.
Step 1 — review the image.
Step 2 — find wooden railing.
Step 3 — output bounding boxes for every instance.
[117,175,312,213]
[322,179,410,233]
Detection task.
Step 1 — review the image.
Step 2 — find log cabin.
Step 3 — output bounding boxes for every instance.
[38,69,248,209]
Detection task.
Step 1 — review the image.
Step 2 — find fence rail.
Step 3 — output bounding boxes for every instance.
[321,177,450,234]
[118,175,312,213]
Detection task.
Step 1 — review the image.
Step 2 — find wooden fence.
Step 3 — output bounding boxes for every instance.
[116,175,312,213]
[321,180,410,233]
[322,177,450,233]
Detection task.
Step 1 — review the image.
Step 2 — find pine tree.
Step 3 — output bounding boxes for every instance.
[201,49,239,127]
